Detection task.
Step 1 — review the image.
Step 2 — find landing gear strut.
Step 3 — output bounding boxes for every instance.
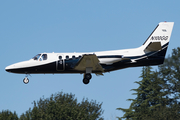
[23,74,30,84]
[83,73,92,84]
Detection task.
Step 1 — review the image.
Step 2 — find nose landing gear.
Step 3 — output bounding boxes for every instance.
[83,73,92,84]
[23,74,30,84]
[23,77,29,84]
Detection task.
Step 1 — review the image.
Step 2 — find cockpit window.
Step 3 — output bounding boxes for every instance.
[32,54,47,61]
[42,54,47,60]
[33,54,41,60]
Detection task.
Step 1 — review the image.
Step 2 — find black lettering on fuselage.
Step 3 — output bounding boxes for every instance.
[150,36,168,40]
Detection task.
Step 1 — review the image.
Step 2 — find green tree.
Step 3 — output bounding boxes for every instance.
[117,66,169,120]
[20,92,104,120]
[157,47,180,119]
[117,47,180,120]
[158,47,180,104]
[0,110,18,120]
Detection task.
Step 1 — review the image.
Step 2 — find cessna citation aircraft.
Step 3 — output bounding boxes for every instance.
[5,22,174,84]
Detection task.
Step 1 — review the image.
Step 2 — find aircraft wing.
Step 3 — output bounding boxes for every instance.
[74,54,104,72]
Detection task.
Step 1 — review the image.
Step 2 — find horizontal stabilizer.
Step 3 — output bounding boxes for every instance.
[144,42,162,52]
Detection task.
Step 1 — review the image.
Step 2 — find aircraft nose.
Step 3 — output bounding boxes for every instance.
[5,65,14,72]
[5,61,30,73]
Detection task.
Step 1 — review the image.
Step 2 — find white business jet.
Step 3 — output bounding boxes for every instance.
[5,22,174,84]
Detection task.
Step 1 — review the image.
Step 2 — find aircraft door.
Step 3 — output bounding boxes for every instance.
[57,55,64,71]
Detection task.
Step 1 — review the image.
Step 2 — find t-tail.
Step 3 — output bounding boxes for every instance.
[138,22,174,66]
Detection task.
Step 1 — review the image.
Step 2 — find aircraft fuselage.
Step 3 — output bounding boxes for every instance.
[5,22,174,84]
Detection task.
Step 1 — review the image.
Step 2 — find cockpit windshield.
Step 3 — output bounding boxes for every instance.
[32,54,47,61]
[33,54,41,60]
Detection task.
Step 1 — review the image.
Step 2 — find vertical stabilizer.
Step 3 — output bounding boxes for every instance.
[143,22,174,52]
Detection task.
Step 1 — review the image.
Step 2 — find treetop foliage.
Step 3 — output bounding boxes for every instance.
[117,47,180,120]
[0,110,18,120]
[19,92,104,120]
[1,92,104,120]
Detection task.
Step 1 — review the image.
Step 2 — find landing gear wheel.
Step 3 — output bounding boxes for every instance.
[23,77,29,84]
[83,78,90,84]
[83,73,92,84]
[85,73,92,80]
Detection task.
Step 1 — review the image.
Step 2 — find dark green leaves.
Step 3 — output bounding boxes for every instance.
[0,110,18,120]
[19,92,104,120]
[1,92,104,120]
[117,47,180,120]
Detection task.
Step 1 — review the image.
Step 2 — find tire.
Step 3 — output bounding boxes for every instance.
[85,73,92,80]
[23,77,29,84]
[83,78,90,84]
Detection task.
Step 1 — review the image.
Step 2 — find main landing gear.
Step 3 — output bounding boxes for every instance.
[83,73,92,84]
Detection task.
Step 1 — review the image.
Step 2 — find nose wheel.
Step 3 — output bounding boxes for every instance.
[23,77,29,84]
[83,73,92,84]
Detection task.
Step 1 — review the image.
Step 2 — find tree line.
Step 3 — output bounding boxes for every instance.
[0,92,104,120]
[117,47,180,120]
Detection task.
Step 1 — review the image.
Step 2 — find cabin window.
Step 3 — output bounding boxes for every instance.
[72,55,75,59]
[59,56,62,60]
[66,56,69,60]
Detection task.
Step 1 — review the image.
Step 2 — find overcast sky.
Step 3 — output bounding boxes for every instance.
[0,1,180,119]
